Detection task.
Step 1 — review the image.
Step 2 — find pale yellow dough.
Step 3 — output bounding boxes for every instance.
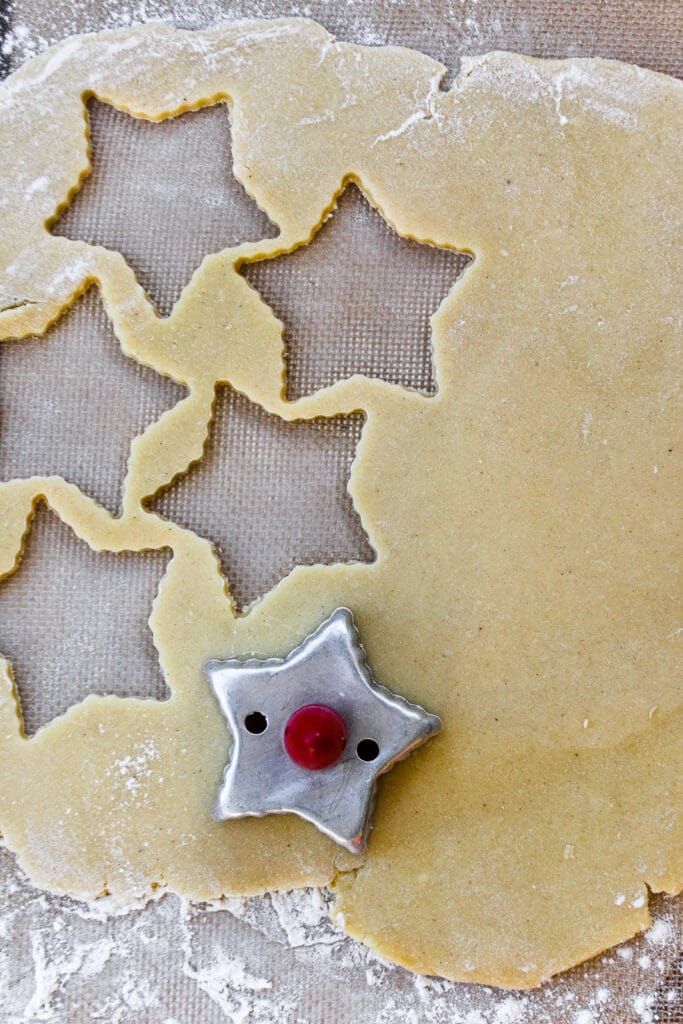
[0,19,680,989]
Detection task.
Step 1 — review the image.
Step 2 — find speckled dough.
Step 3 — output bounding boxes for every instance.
[0,19,680,989]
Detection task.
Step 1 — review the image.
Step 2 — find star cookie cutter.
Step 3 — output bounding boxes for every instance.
[205,608,441,853]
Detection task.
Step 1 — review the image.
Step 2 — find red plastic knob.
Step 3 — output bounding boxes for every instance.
[284,704,348,770]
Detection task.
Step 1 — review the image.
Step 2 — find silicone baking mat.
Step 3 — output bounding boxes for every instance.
[0,2,680,1022]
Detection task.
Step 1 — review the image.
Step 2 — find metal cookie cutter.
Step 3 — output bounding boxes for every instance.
[205,607,441,853]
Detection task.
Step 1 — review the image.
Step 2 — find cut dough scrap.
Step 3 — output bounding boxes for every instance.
[0,20,680,988]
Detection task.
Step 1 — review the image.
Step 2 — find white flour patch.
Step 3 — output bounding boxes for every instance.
[494,997,527,1023]
[645,918,672,946]
[268,887,340,947]
[581,411,592,442]
[105,741,161,797]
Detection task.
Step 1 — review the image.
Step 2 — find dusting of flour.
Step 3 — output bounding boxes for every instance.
[0,841,679,1024]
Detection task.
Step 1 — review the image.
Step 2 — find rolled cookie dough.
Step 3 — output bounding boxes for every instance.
[0,19,680,988]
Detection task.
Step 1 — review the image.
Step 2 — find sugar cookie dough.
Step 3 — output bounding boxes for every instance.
[0,20,680,988]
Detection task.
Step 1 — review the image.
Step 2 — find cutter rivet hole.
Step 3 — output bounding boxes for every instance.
[244,711,268,734]
[356,738,380,762]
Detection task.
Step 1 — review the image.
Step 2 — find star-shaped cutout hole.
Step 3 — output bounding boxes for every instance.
[0,288,186,514]
[0,505,171,736]
[206,608,441,852]
[149,386,374,612]
[243,184,471,399]
[53,99,278,317]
